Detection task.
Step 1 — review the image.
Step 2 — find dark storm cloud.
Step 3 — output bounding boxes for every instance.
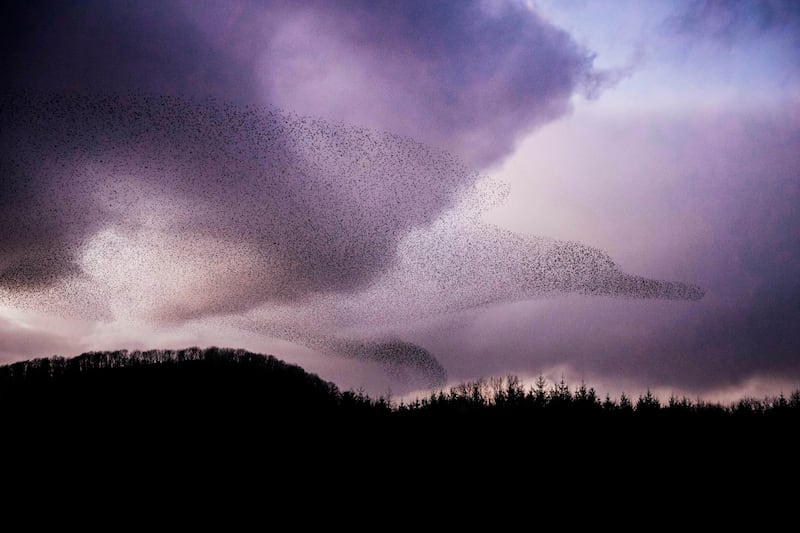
[0,0,661,298]
[0,0,261,101]
[263,0,609,166]
[2,0,609,169]
[1,1,705,385]
[0,0,612,293]
[0,91,703,386]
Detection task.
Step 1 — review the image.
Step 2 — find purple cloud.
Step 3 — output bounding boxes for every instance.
[2,0,613,167]
[667,0,800,43]
[261,0,608,167]
[0,1,707,387]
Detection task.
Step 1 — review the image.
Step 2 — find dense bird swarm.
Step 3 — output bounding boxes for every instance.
[0,92,703,387]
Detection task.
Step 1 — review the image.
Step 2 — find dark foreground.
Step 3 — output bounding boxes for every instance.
[2,348,798,484]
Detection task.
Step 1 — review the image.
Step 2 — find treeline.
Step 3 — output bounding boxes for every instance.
[396,375,800,419]
[0,347,389,419]
[2,347,797,421]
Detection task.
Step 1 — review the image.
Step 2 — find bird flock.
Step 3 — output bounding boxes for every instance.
[0,92,703,386]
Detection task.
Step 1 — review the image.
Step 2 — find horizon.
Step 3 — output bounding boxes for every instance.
[5,346,799,409]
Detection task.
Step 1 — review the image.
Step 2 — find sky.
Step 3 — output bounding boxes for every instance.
[1,0,798,400]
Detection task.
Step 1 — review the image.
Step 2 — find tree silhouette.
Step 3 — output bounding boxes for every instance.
[636,389,660,415]
[618,392,634,414]
[1,348,797,445]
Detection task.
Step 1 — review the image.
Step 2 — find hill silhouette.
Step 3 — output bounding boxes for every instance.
[0,347,392,433]
[3,347,797,428]
[2,347,797,483]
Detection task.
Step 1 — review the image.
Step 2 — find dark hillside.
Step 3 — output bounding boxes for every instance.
[2,348,797,466]
[1,347,389,447]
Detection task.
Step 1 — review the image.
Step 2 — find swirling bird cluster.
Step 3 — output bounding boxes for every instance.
[0,92,703,388]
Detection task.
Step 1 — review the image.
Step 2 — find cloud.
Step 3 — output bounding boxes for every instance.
[3,96,702,391]
[260,0,612,167]
[0,0,261,102]
[2,0,615,168]
[0,1,706,388]
[0,311,86,361]
[410,103,800,395]
[0,0,613,295]
[666,0,800,45]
